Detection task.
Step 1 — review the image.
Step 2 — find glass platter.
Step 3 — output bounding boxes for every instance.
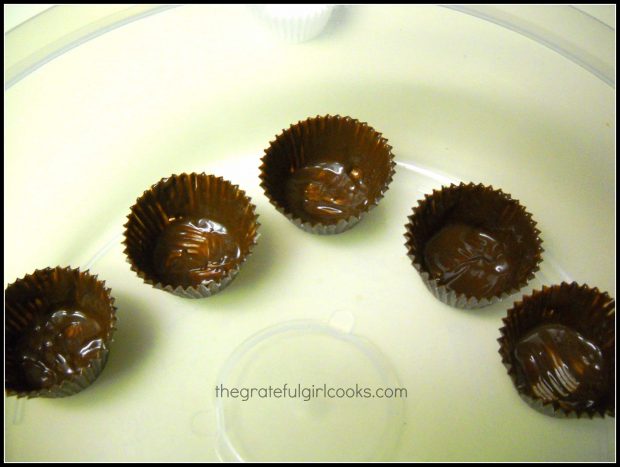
[4,5,615,461]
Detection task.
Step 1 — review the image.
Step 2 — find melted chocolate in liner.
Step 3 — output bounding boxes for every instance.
[423,223,512,297]
[152,217,241,287]
[514,323,607,410]
[285,162,369,222]
[18,309,105,389]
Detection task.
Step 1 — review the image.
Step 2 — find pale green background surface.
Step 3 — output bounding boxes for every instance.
[4,4,616,462]
[4,4,53,32]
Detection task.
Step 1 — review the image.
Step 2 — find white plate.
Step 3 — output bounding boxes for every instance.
[4,5,615,461]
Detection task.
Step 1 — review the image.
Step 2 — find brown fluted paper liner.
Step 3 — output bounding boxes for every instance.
[260,115,396,234]
[498,282,615,418]
[5,267,117,398]
[123,173,260,298]
[404,182,543,308]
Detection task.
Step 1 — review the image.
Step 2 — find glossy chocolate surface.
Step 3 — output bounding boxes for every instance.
[423,223,512,297]
[285,161,369,222]
[18,308,105,389]
[152,216,241,287]
[514,323,607,410]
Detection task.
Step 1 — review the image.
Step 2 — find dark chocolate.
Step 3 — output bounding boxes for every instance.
[405,183,543,307]
[423,223,512,297]
[18,308,106,390]
[260,115,394,232]
[514,323,607,410]
[285,161,369,222]
[152,216,241,287]
[124,173,259,297]
[5,267,116,397]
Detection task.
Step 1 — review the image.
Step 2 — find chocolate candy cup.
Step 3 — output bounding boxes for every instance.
[499,282,615,418]
[260,115,395,234]
[404,183,543,308]
[123,173,260,298]
[5,267,117,398]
